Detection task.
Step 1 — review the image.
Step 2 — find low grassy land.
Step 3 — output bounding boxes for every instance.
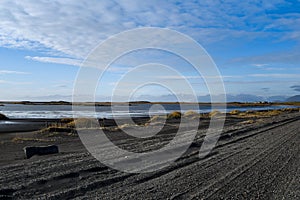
[274,101,300,106]
[228,107,299,117]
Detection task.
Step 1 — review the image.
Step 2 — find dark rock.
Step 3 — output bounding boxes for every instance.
[24,145,59,159]
[0,113,8,120]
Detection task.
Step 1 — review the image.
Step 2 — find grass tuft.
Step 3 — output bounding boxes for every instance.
[167,111,182,119]
[60,118,74,123]
[38,118,105,135]
[145,115,167,126]
[235,109,285,118]
[12,136,55,143]
[66,118,99,128]
[239,119,256,125]
[184,110,199,118]
[209,110,223,117]
[229,110,241,115]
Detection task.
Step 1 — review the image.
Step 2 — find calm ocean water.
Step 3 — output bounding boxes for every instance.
[0,103,297,119]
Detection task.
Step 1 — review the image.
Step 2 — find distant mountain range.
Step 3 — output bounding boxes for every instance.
[17,94,300,103]
[135,94,299,103]
[286,95,300,102]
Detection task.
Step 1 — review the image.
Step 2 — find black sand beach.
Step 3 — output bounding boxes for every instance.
[0,109,299,199]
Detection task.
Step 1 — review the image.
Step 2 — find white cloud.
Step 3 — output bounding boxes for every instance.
[25,56,82,66]
[251,64,286,71]
[252,64,269,67]
[0,70,30,75]
[0,0,298,62]
[53,84,68,88]
[249,73,300,78]
[231,49,300,65]
[0,79,31,85]
[156,75,241,80]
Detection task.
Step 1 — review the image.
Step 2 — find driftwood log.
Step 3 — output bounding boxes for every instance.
[24,145,59,159]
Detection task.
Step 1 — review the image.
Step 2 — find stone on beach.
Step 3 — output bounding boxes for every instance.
[24,145,59,159]
[0,113,8,120]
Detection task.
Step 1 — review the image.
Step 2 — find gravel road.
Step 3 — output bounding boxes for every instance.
[0,113,299,199]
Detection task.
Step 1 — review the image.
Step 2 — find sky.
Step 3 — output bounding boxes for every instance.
[0,0,300,102]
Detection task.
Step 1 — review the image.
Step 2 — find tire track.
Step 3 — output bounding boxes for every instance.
[89,117,299,199]
[0,114,299,199]
[168,123,299,199]
[204,128,299,199]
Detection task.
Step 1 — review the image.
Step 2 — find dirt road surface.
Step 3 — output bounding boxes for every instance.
[0,113,299,199]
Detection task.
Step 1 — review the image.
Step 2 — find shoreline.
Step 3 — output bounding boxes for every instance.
[0,108,299,133]
[1,101,298,119]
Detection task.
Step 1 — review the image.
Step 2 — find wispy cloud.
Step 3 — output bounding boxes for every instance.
[249,74,300,78]
[252,64,269,67]
[0,1,299,101]
[261,87,270,92]
[231,50,300,65]
[53,84,68,88]
[290,85,300,92]
[251,64,286,71]
[25,56,82,66]
[0,70,30,75]
[0,0,299,60]
[156,75,241,80]
[0,80,32,85]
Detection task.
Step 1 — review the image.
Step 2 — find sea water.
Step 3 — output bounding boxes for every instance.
[0,103,298,119]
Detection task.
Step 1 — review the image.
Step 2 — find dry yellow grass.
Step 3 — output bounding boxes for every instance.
[111,123,143,131]
[167,111,182,119]
[37,123,73,133]
[235,109,283,118]
[280,108,299,112]
[184,110,199,118]
[37,118,99,135]
[239,119,256,125]
[12,137,55,143]
[66,118,99,128]
[39,117,149,134]
[149,115,165,122]
[144,115,167,126]
[209,110,223,117]
[60,118,74,123]
[229,110,241,115]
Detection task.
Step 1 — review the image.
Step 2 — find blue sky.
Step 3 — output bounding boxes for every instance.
[0,0,300,101]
